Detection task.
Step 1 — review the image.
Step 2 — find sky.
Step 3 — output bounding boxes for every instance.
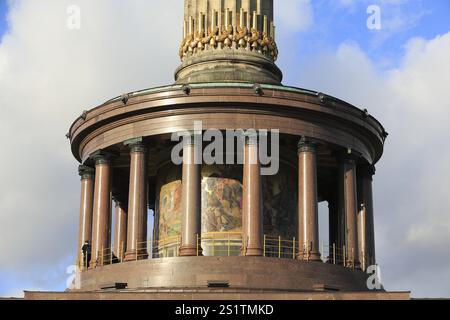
[0,0,449,298]
[0,2,7,37]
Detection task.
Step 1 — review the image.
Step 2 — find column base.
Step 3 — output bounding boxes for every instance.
[297,252,322,262]
[89,260,99,269]
[179,245,202,257]
[78,266,88,272]
[123,250,148,262]
[345,260,361,270]
[245,247,263,257]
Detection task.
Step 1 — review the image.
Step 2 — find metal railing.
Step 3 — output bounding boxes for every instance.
[77,233,374,272]
[198,232,243,257]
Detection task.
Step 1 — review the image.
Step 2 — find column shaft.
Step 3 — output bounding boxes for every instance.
[124,142,148,261]
[77,166,94,268]
[179,138,202,256]
[90,158,112,268]
[358,165,376,268]
[242,137,263,256]
[297,140,321,261]
[114,201,127,261]
[341,157,360,268]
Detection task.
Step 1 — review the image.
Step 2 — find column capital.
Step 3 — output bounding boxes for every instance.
[112,195,127,208]
[335,147,361,164]
[244,130,259,146]
[90,150,115,165]
[124,137,148,153]
[78,165,95,179]
[297,137,318,153]
[359,163,376,177]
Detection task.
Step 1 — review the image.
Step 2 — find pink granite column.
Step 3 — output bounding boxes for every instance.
[341,155,360,268]
[179,133,202,256]
[77,165,94,269]
[90,153,112,268]
[124,139,148,261]
[357,164,376,269]
[242,133,263,256]
[113,201,127,261]
[297,138,321,261]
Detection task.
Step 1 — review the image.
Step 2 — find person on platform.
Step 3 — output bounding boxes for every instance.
[81,240,91,268]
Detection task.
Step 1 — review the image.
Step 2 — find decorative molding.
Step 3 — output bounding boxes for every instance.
[124,137,148,153]
[90,150,115,165]
[244,131,259,146]
[179,26,278,61]
[297,137,318,153]
[179,6,278,62]
[78,165,95,179]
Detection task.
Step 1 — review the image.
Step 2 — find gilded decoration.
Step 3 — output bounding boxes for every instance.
[179,27,278,61]
[179,8,278,61]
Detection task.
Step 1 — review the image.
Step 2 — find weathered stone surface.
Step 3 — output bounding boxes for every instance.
[24,290,410,301]
[175,49,282,84]
[75,257,375,292]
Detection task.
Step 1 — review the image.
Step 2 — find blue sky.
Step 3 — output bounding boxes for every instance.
[0,1,8,39]
[0,0,449,298]
[278,0,450,84]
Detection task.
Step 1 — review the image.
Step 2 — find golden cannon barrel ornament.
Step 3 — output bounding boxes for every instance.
[179,6,278,61]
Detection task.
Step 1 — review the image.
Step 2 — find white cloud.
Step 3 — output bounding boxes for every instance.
[0,0,182,292]
[275,0,313,32]
[297,31,450,298]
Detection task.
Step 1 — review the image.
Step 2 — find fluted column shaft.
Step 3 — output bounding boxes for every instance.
[341,156,360,268]
[179,135,202,256]
[90,156,112,268]
[124,141,148,261]
[114,201,127,261]
[242,134,263,256]
[297,139,321,261]
[77,166,94,269]
[357,165,376,269]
